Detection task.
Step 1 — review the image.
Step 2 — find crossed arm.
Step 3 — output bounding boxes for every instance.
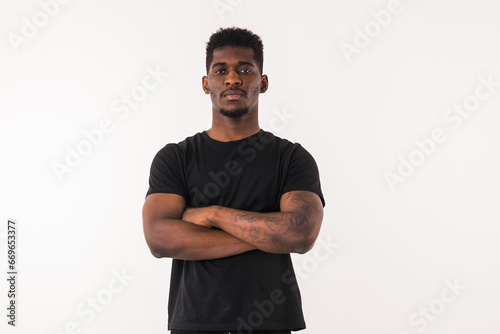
[142,190,323,261]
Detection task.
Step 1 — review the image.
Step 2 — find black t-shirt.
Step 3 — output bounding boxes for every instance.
[146,129,325,331]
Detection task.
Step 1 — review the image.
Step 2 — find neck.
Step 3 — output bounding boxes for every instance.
[207,108,260,142]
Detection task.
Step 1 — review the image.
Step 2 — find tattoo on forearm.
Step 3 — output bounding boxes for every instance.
[229,191,321,247]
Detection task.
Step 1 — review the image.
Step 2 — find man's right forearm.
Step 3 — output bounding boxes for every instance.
[146,218,256,261]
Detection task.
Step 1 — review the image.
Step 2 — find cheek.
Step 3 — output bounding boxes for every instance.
[250,84,261,96]
[207,81,221,99]
[210,90,217,100]
[208,85,219,101]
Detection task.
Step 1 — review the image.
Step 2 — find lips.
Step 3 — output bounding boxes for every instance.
[222,90,244,101]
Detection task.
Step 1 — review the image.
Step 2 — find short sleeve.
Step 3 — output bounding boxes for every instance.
[281,144,325,207]
[146,144,187,199]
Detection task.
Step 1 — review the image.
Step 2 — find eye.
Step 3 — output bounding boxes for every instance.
[214,69,226,74]
[240,68,252,74]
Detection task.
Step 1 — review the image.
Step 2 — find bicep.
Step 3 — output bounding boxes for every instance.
[142,193,186,257]
[142,193,185,229]
[280,190,324,241]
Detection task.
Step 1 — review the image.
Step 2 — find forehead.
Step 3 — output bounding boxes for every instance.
[210,46,256,67]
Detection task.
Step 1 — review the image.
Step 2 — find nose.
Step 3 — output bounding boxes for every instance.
[224,69,241,86]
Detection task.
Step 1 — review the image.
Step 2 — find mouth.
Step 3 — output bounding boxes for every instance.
[222,90,244,101]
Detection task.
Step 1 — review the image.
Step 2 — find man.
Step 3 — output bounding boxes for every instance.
[142,27,325,334]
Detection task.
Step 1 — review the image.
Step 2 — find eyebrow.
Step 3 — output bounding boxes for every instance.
[211,61,255,68]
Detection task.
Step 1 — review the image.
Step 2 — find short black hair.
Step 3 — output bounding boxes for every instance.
[206,27,264,74]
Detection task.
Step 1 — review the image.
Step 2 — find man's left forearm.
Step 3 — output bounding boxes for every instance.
[207,206,313,254]
[181,190,324,254]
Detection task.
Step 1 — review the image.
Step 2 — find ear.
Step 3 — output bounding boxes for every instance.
[202,76,209,94]
[260,74,269,93]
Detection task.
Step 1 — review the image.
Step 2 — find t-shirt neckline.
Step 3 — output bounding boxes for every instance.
[201,129,264,144]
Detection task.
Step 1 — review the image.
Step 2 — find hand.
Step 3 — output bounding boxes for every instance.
[182,206,214,228]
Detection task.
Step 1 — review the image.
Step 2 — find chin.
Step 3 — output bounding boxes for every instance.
[219,107,249,118]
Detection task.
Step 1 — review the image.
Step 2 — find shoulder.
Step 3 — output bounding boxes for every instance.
[263,130,312,157]
[154,132,204,157]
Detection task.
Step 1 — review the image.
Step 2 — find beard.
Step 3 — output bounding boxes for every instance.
[219,107,249,118]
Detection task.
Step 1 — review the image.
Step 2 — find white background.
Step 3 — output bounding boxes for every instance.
[1,0,499,333]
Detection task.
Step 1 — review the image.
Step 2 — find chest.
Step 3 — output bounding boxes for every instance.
[184,143,289,211]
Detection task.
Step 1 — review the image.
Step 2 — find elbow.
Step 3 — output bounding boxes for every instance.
[149,244,167,258]
[146,238,168,258]
[274,227,317,254]
[284,212,322,254]
[150,249,163,259]
[147,241,178,259]
[295,245,312,255]
[294,217,322,254]
[293,239,315,255]
[292,231,318,255]
[144,229,177,259]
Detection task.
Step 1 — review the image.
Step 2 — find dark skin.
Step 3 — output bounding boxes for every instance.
[142,46,324,260]
[203,46,268,141]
